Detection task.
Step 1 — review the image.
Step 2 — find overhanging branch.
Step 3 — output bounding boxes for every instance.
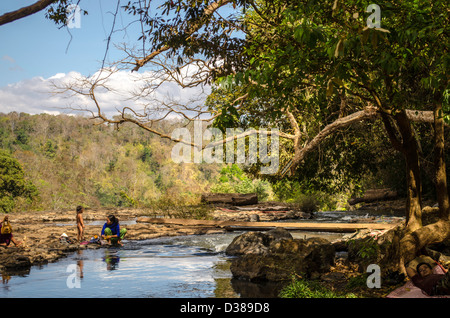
[289,107,378,172]
[288,108,444,174]
[0,0,56,26]
[132,0,232,72]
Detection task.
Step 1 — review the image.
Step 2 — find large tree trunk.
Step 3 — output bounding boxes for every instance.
[398,103,450,268]
[394,111,423,233]
[400,220,450,265]
[433,102,450,220]
[381,110,423,272]
[382,111,423,233]
[348,188,398,205]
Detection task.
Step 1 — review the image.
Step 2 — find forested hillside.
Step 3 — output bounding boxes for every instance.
[0,111,444,214]
[0,112,222,212]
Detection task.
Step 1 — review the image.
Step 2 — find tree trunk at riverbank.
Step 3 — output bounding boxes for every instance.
[399,103,450,266]
[381,110,444,271]
[382,110,423,234]
[396,111,423,233]
[433,102,450,221]
[385,105,450,272]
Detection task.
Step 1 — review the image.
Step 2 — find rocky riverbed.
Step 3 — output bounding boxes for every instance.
[2,203,449,298]
[0,204,311,272]
[0,208,217,272]
[0,201,314,270]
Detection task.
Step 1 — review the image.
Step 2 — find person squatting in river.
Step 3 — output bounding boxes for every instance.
[100,215,127,246]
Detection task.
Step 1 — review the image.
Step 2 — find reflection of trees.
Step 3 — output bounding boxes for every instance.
[212,259,284,298]
[1,267,30,288]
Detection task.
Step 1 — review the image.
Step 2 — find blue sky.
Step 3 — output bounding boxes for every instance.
[0,0,128,86]
[0,0,192,116]
[0,0,238,116]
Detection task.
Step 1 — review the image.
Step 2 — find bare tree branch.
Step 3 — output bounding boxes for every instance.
[0,0,57,26]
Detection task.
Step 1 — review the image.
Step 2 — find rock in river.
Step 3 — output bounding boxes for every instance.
[225,228,293,256]
[227,230,335,282]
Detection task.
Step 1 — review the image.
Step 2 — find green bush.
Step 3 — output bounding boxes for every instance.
[210,164,274,201]
[0,150,38,213]
[279,278,357,298]
[347,236,380,261]
[273,179,343,212]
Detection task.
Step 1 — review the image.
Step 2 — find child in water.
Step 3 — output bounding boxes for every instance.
[76,206,85,242]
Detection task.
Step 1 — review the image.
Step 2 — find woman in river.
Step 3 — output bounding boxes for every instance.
[101,215,127,246]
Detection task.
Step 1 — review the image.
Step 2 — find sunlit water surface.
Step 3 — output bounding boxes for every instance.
[1,209,402,298]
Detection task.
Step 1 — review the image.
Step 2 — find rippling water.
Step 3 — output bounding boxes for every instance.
[0,233,242,298]
[1,209,401,298]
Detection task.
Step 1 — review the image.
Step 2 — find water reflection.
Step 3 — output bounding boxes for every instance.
[76,249,84,279]
[231,278,287,298]
[0,230,342,297]
[2,273,11,285]
[103,249,120,270]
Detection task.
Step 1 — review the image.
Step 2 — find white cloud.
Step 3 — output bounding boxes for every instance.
[2,55,16,64]
[48,73,66,80]
[0,69,211,119]
[1,55,23,72]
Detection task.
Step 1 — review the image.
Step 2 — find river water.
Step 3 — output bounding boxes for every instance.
[0,209,404,298]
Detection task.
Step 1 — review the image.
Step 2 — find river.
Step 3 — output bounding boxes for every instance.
[0,209,403,298]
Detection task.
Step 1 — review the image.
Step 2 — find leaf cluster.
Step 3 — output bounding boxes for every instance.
[45,0,88,27]
[123,0,247,79]
[279,277,357,298]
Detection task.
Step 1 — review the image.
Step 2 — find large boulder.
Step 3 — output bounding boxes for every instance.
[227,231,335,282]
[225,228,293,256]
[343,225,404,273]
[225,232,273,256]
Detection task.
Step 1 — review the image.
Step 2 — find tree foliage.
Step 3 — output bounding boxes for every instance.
[0,112,221,211]
[0,149,38,213]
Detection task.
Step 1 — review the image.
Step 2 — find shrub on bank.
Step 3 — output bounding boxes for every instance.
[279,278,357,298]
